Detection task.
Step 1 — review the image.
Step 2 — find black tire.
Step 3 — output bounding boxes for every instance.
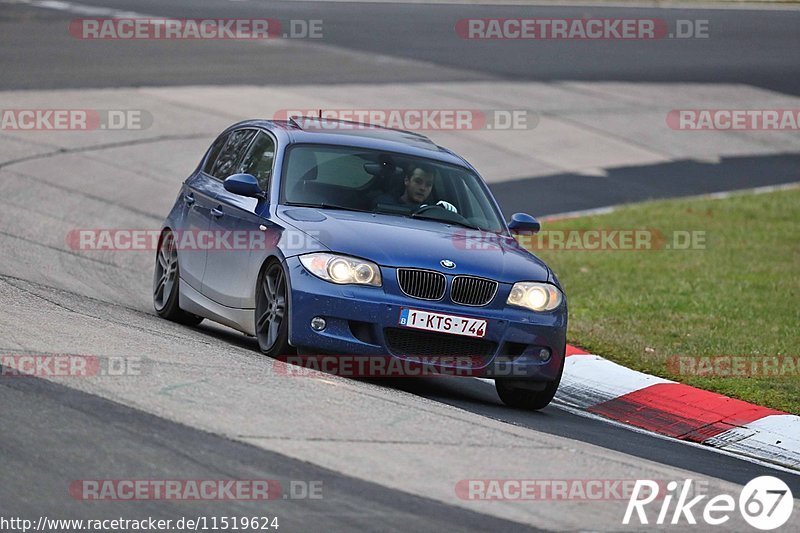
[153,230,203,326]
[255,260,293,357]
[495,359,564,410]
[495,378,561,410]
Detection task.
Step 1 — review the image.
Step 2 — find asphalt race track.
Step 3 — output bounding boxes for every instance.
[1,0,799,531]
[4,0,800,94]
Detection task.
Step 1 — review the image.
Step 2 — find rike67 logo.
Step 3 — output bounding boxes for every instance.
[624,476,794,530]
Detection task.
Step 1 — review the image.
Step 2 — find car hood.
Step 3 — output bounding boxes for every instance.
[277,207,551,284]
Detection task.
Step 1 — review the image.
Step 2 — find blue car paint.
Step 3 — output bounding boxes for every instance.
[160,119,567,381]
[283,256,566,379]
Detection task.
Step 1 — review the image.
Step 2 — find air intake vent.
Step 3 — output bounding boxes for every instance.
[384,328,496,359]
[451,276,498,306]
[396,269,446,300]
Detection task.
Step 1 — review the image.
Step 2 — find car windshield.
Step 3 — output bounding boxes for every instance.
[281,144,506,232]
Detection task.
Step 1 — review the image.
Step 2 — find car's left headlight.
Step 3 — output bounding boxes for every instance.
[507,282,563,312]
[299,253,382,287]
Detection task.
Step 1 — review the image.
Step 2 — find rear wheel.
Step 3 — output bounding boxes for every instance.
[255,260,292,357]
[153,230,203,326]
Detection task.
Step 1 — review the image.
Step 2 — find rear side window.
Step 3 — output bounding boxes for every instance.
[237,132,275,190]
[210,129,257,180]
[202,132,229,175]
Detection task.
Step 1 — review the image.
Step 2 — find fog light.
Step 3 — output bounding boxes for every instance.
[538,348,551,362]
[311,317,326,331]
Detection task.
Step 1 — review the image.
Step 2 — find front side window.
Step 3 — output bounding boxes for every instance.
[281,144,505,232]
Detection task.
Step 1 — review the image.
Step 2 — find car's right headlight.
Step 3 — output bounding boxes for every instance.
[299,253,382,287]
[507,282,563,312]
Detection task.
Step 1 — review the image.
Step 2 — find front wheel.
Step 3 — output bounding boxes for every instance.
[495,373,562,410]
[255,260,292,357]
[153,230,203,326]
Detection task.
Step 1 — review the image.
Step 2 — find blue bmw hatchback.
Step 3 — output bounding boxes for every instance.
[154,118,567,409]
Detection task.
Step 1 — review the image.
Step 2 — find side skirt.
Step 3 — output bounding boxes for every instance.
[179,278,256,336]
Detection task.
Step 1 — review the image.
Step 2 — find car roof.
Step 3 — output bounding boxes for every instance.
[228,118,471,167]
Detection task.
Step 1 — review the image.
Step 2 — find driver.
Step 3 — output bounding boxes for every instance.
[376,165,457,212]
[401,166,435,205]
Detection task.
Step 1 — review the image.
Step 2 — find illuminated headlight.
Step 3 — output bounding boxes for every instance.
[507,282,562,312]
[299,253,382,287]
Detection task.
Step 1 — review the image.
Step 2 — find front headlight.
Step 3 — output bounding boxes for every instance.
[507,282,562,312]
[299,253,382,287]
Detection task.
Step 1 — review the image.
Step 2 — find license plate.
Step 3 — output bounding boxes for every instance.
[399,308,487,338]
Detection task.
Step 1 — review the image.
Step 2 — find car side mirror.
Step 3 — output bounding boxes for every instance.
[224,173,265,199]
[508,212,541,233]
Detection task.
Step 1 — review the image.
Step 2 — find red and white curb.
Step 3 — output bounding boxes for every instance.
[555,345,800,471]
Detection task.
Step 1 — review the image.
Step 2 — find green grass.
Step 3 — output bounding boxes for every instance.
[532,187,800,414]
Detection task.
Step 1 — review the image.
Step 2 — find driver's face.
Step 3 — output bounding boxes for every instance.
[405,169,434,203]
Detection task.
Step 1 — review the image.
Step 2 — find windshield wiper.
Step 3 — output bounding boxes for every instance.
[286,202,484,230]
[410,212,482,231]
[285,202,371,213]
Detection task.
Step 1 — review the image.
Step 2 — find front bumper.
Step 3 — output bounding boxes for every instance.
[283,256,567,380]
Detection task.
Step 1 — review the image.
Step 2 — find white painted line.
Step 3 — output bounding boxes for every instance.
[541,182,800,222]
[702,182,800,201]
[541,206,618,222]
[574,167,610,178]
[12,0,148,18]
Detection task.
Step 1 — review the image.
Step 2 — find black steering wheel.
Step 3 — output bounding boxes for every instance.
[410,203,445,217]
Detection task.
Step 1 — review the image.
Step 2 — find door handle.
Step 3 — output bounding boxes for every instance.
[183,194,195,206]
[211,207,224,217]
